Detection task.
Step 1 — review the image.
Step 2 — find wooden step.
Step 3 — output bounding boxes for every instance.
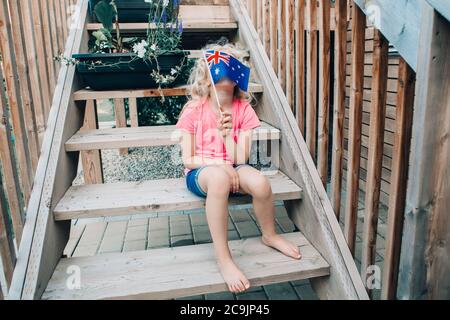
[65,121,279,151]
[54,171,302,221]
[42,231,329,300]
[73,82,262,101]
[87,5,237,33]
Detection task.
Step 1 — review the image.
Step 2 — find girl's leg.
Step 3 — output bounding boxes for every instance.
[236,165,302,259]
[197,166,251,293]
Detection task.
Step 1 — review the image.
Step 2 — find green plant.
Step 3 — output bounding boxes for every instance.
[56,0,188,101]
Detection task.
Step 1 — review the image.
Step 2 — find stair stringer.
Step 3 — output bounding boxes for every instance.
[8,0,91,300]
[229,0,369,300]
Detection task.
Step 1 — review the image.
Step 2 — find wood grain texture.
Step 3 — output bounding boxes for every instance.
[397,4,449,300]
[317,0,331,186]
[65,121,280,151]
[53,171,303,220]
[343,4,365,255]
[330,0,347,218]
[361,29,388,297]
[43,232,329,300]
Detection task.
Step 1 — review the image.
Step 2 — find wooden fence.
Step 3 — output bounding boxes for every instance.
[244,0,418,299]
[0,0,76,298]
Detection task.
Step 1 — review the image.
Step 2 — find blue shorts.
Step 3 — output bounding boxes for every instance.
[185,164,249,198]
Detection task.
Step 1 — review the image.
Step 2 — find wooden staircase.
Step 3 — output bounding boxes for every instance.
[10,0,368,300]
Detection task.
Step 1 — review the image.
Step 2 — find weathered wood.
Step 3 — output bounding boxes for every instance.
[270,0,278,72]
[39,0,57,92]
[397,5,449,300]
[8,0,89,300]
[30,0,52,116]
[426,0,450,21]
[43,231,329,300]
[382,57,415,300]
[330,0,347,218]
[80,100,103,184]
[230,0,369,300]
[7,0,41,163]
[285,0,295,110]
[65,121,280,151]
[262,0,270,57]
[305,0,317,159]
[0,65,24,243]
[113,99,128,156]
[73,82,263,100]
[278,0,286,92]
[0,172,16,294]
[361,29,388,297]
[317,0,331,186]
[295,0,305,135]
[352,0,421,71]
[343,4,365,255]
[0,0,34,206]
[53,171,302,220]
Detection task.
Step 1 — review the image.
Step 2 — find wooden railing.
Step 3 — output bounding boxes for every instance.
[0,0,76,299]
[243,0,449,299]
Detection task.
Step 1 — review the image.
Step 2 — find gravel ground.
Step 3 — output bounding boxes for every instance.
[73,145,185,185]
[73,143,272,186]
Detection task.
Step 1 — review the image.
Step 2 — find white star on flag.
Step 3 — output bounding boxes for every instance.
[215,68,220,75]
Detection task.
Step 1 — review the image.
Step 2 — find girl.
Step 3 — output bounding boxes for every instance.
[176,41,301,294]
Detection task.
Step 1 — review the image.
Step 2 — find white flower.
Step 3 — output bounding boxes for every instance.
[162,0,169,7]
[144,0,152,3]
[170,68,177,75]
[132,40,148,58]
[150,43,157,51]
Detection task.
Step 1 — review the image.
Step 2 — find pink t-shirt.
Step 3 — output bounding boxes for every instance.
[176,96,261,174]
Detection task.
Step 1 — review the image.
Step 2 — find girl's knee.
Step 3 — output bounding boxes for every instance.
[249,174,272,199]
[205,167,231,196]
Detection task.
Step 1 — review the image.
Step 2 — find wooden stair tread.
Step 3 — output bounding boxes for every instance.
[54,171,302,221]
[42,232,329,300]
[65,121,279,151]
[73,82,262,100]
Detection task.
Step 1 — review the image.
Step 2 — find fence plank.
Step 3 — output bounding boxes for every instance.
[382,57,415,299]
[343,3,365,255]
[0,66,24,244]
[0,0,34,207]
[285,0,295,111]
[0,167,17,294]
[305,0,317,159]
[263,0,270,56]
[295,0,305,135]
[278,0,286,92]
[81,100,104,184]
[270,0,278,72]
[361,29,388,296]
[330,0,347,218]
[39,0,57,92]
[317,0,330,186]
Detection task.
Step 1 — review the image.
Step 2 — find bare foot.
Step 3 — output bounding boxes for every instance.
[262,234,302,259]
[218,259,251,293]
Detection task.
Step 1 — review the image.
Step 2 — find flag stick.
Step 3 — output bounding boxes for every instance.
[202,50,224,117]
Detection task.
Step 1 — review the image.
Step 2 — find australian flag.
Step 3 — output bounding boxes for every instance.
[203,50,251,92]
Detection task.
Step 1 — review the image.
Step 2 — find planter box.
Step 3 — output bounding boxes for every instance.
[72,52,189,90]
[89,0,151,23]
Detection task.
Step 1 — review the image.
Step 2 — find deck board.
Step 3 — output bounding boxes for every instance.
[43,231,329,300]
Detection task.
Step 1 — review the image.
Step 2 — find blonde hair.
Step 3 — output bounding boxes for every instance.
[185,37,255,108]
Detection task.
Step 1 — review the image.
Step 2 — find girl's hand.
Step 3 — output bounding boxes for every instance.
[220,164,240,193]
[217,111,232,137]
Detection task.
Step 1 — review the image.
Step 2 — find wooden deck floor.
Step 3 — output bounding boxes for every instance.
[63,204,319,300]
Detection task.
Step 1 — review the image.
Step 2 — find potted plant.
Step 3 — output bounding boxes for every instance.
[60,0,190,97]
[89,0,152,23]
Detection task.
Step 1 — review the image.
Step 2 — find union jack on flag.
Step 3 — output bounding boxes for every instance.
[202,49,251,92]
[205,50,231,67]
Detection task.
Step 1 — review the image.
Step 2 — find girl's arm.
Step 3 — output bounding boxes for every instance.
[179,131,232,169]
[223,129,253,165]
